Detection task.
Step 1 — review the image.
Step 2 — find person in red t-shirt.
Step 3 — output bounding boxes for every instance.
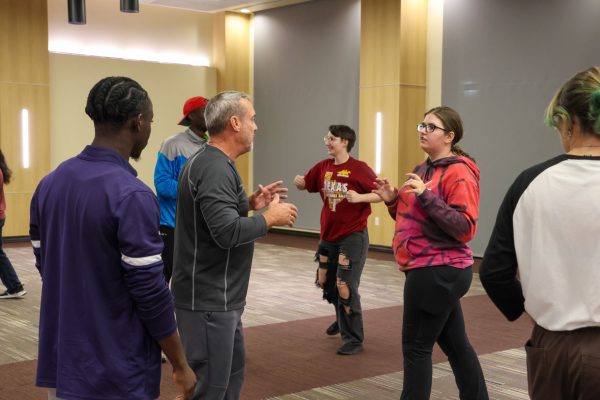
[294,125,380,355]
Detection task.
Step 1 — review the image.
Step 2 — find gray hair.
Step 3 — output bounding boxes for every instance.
[204,91,251,135]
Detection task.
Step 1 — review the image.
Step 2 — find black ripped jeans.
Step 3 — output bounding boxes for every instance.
[317,229,368,347]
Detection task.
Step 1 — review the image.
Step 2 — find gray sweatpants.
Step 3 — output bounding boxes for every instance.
[175,308,245,400]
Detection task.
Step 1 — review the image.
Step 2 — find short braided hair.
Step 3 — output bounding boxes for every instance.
[85,76,150,126]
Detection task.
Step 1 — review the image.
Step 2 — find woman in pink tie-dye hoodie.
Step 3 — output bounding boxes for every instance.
[374,106,488,400]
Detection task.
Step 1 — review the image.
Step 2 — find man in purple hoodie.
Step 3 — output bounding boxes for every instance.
[29,76,196,400]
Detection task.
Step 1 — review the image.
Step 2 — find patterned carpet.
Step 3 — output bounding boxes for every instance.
[0,236,533,399]
[269,349,529,400]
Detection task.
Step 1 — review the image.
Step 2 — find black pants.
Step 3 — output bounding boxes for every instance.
[159,225,174,284]
[401,266,488,400]
[318,229,368,347]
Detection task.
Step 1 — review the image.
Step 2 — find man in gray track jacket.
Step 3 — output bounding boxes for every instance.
[171,91,298,400]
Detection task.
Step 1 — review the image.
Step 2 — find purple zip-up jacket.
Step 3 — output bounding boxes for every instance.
[30,146,176,400]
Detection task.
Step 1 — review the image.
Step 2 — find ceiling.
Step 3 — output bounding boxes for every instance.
[139,0,311,13]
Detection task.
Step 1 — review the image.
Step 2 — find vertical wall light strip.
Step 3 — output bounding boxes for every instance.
[375,112,382,174]
[22,109,30,169]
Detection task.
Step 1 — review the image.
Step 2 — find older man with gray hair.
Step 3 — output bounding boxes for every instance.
[171,91,298,399]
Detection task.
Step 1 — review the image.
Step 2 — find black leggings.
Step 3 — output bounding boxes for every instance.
[401,266,488,400]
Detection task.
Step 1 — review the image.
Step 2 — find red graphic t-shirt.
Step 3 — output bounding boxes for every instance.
[304,157,377,242]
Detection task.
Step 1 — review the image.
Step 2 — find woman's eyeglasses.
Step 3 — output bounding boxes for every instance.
[416,123,450,134]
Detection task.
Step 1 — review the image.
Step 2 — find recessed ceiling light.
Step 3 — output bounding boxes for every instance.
[240,8,251,14]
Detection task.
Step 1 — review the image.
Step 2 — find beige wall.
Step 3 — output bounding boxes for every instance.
[47,1,253,192]
[49,53,216,189]
[47,0,213,66]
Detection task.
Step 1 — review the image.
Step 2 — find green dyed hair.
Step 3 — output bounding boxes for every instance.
[545,66,600,135]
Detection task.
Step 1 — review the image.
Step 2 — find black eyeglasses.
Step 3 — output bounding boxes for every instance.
[416,123,450,134]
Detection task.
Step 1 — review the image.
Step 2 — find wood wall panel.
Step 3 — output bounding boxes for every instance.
[213,12,253,191]
[0,84,50,192]
[398,86,427,178]
[359,0,428,246]
[359,86,400,181]
[0,0,50,236]
[224,14,251,93]
[0,0,49,84]
[399,0,428,86]
[2,193,33,235]
[212,13,227,93]
[359,85,400,246]
[359,0,401,87]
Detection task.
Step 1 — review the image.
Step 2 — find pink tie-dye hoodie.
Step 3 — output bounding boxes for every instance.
[386,155,480,272]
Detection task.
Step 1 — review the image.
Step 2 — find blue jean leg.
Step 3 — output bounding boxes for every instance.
[0,219,23,293]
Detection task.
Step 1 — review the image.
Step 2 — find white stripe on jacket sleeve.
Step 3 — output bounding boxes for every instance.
[121,253,162,266]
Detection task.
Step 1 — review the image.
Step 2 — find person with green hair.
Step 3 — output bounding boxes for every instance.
[480,66,600,399]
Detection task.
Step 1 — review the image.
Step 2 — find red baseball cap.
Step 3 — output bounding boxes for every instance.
[178,96,209,126]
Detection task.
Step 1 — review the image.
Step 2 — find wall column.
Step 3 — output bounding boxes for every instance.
[359,0,428,246]
[0,0,50,236]
[212,12,253,190]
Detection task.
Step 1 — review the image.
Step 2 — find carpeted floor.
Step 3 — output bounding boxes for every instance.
[240,296,530,399]
[0,295,530,400]
[0,233,526,399]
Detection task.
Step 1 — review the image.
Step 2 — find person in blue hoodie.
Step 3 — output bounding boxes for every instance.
[30,76,196,400]
[154,96,209,283]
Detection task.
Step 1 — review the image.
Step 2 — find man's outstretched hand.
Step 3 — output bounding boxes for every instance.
[249,180,289,211]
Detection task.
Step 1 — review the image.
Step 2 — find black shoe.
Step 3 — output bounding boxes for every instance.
[325,321,339,336]
[337,343,363,355]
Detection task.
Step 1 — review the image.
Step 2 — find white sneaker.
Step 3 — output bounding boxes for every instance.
[0,289,27,299]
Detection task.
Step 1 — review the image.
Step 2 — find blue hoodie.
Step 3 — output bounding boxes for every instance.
[154,129,206,227]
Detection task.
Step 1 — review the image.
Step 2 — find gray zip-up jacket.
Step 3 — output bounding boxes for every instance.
[171,144,268,311]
